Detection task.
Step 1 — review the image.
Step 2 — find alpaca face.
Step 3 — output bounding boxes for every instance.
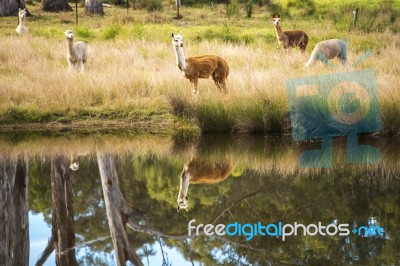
[273,17,280,27]
[171,33,184,48]
[18,9,27,19]
[177,196,188,212]
[64,30,73,39]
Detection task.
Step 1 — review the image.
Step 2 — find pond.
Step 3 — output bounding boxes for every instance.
[1,132,399,265]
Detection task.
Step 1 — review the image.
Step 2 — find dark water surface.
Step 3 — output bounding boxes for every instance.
[1,132,399,266]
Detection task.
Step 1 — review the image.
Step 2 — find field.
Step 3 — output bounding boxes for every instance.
[0,0,399,134]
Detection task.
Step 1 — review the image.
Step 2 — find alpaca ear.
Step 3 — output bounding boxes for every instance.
[172,33,174,38]
[19,8,21,11]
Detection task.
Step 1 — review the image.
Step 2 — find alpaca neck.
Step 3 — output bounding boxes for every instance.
[175,46,187,72]
[67,38,77,58]
[274,25,284,39]
[19,16,25,26]
[178,170,190,200]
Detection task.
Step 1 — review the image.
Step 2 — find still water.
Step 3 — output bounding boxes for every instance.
[1,132,399,265]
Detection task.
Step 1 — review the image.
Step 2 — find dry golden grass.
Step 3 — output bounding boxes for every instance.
[0,22,399,132]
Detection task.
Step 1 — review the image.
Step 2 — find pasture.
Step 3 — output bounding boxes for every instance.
[0,0,399,133]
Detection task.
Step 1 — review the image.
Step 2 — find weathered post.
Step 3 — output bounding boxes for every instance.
[75,0,78,26]
[353,7,359,27]
[175,0,181,19]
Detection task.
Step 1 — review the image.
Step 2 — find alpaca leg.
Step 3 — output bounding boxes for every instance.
[212,73,227,93]
[190,79,199,94]
[67,61,73,72]
[339,52,347,66]
[212,74,222,92]
[219,80,228,94]
[79,62,85,73]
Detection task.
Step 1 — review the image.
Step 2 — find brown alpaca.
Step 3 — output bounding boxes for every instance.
[272,15,308,53]
[172,33,230,94]
[177,157,232,212]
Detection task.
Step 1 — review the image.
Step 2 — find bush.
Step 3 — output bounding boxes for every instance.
[245,0,254,18]
[75,26,95,42]
[331,3,400,33]
[287,0,316,17]
[138,0,163,12]
[195,27,255,44]
[227,0,241,19]
[102,24,121,40]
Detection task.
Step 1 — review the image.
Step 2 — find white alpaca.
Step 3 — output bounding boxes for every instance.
[305,39,348,67]
[16,8,28,36]
[171,33,229,94]
[64,30,88,73]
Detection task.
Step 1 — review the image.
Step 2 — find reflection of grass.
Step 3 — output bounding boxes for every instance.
[0,133,399,174]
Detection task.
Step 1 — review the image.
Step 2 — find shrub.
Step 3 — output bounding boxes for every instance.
[102,24,121,40]
[75,26,95,42]
[287,0,316,17]
[138,0,163,12]
[227,0,241,19]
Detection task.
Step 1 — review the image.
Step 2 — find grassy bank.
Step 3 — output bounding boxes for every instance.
[0,1,399,134]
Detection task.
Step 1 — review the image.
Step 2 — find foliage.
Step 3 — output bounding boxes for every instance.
[138,0,163,12]
[23,133,400,265]
[227,0,241,19]
[75,26,95,42]
[101,23,122,40]
[287,0,316,17]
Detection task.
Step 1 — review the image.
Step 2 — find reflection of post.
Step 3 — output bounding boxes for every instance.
[51,155,78,266]
[97,153,143,266]
[0,154,29,266]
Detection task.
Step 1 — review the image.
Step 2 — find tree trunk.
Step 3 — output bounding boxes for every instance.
[0,0,18,16]
[85,0,104,16]
[97,153,143,266]
[0,154,29,266]
[50,155,78,266]
[41,0,72,12]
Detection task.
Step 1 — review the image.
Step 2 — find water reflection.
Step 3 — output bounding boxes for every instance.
[0,132,399,265]
[177,156,232,212]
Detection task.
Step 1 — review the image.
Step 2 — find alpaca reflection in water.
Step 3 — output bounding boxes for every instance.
[177,157,232,212]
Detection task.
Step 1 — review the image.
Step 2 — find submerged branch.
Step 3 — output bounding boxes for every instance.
[211,185,267,225]
[35,235,55,266]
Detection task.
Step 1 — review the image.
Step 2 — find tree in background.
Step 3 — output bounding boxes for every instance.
[0,0,27,16]
[41,0,72,12]
[85,0,104,16]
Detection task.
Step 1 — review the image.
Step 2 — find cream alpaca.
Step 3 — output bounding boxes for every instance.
[272,15,308,53]
[305,39,348,67]
[177,157,232,212]
[64,30,88,73]
[171,33,230,94]
[16,9,28,36]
